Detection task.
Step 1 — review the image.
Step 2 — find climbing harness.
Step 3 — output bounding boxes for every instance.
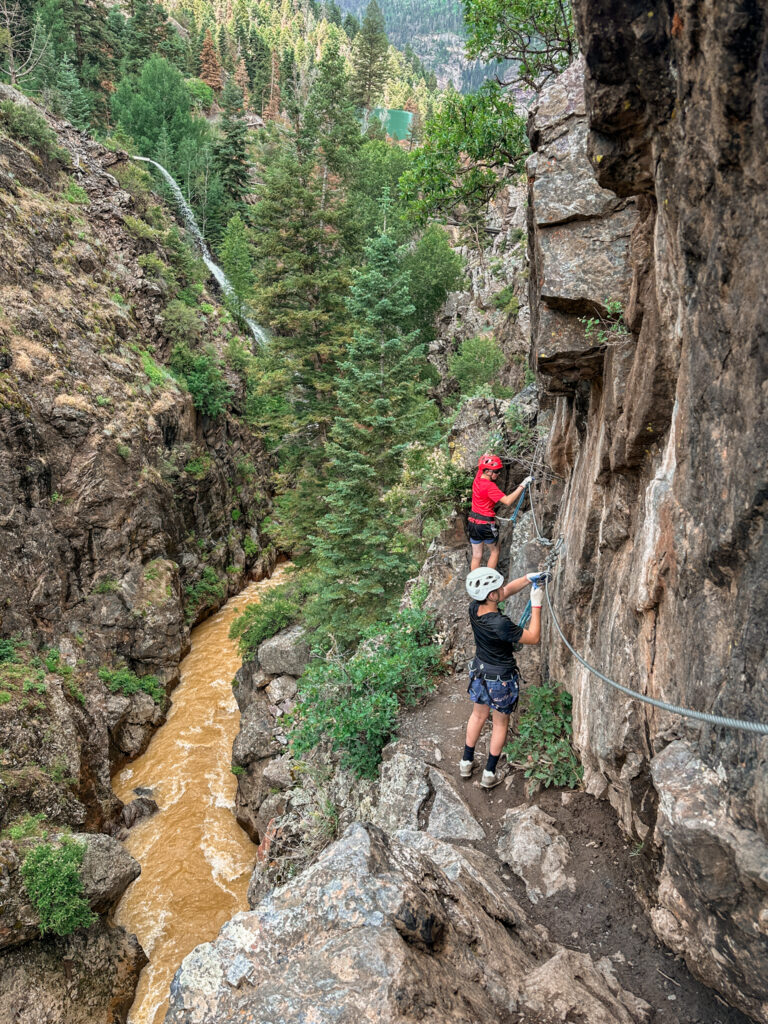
[468,657,520,714]
[524,480,768,736]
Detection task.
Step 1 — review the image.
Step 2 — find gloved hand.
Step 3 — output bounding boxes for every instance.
[521,475,534,488]
[526,571,551,585]
[530,584,544,608]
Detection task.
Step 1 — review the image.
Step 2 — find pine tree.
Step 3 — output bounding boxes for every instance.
[199,28,222,91]
[247,132,351,552]
[56,53,92,129]
[350,0,390,114]
[220,212,253,318]
[214,76,250,214]
[234,56,250,109]
[262,49,280,120]
[245,27,270,114]
[306,228,438,641]
[122,0,173,75]
[302,33,361,180]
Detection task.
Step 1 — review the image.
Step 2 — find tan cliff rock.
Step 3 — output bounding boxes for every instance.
[527,8,768,1019]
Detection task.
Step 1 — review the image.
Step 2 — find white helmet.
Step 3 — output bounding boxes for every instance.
[466,568,504,601]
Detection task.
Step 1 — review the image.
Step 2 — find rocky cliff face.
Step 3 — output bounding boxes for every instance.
[527,7,768,1018]
[0,89,274,1022]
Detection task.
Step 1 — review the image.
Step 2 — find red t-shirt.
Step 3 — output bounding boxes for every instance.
[470,471,505,521]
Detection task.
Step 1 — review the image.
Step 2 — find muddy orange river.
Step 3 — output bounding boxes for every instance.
[113,567,290,1024]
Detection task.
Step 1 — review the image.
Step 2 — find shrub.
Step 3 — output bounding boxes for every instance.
[230,764,245,777]
[0,636,20,664]
[183,454,211,479]
[137,252,170,282]
[290,606,442,779]
[184,567,225,621]
[505,681,583,793]
[62,181,88,204]
[162,300,202,346]
[140,350,172,388]
[229,584,303,658]
[98,665,165,704]
[20,837,97,937]
[93,577,118,594]
[0,101,65,162]
[242,534,258,558]
[170,342,231,418]
[448,335,507,397]
[4,812,47,840]
[123,214,161,242]
[579,299,629,344]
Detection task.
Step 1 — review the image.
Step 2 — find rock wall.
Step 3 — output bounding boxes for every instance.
[0,90,275,1021]
[528,10,768,1019]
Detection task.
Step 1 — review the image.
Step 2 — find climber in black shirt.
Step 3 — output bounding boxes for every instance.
[460,567,545,788]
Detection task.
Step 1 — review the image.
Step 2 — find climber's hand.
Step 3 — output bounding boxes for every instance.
[526,571,551,586]
[530,584,544,609]
[521,475,534,488]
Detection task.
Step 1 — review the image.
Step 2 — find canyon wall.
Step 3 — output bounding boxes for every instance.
[528,4,768,1019]
[0,90,274,1021]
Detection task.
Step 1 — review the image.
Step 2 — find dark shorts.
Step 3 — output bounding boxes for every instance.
[468,520,499,545]
[468,658,519,715]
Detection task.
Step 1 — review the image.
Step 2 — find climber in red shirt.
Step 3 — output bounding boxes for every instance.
[468,454,532,571]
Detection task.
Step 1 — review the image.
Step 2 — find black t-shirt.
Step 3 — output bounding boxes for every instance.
[469,600,523,672]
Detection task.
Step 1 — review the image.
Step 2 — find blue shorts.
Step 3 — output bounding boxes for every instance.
[468,658,519,714]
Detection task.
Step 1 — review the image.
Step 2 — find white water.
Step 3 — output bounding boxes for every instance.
[132,156,268,348]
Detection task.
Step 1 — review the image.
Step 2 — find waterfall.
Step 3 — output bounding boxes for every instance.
[132,156,268,348]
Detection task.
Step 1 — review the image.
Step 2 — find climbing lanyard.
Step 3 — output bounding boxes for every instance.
[525,481,768,736]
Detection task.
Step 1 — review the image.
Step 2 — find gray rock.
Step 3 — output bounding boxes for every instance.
[372,752,429,832]
[257,625,311,677]
[121,794,159,829]
[166,823,649,1024]
[496,805,575,904]
[232,703,279,767]
[265,674,297,704]
[262,753,293,791]
[426,769,485,842]
[0,919,146,1024]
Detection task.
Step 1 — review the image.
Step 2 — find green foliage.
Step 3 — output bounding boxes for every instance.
[183,454,211,479]
[20,837,96,937]
[162,299,202,346]
[448,334,507,397]
[62,181,88,204]
[350,0,390,111]
[305,230,438,644]
[384,443,468,545]
[505,681,583,792]
[140,350,172,387]
[401,224,464,342]
[0,100,65,161]
[0,636,20,664]
[98,665,165,703]
[230,764,245,777]
[219,213,253,318]
[184,566,225,621]
[170,342,231,417]
[4,813,47,840]
[578,300,629,344]
[464,0,576,92]
[492,285,519,315]
[93,577,118,594]
[229,579,307,657]
[116,444,131,461]
[290,604,441,778]
[400,82,528,222]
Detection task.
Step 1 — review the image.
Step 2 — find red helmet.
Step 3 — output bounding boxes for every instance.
[478,453,503,471]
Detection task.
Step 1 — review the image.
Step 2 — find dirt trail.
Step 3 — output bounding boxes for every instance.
[397,668,752,1024]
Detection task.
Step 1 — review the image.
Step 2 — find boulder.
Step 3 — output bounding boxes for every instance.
[265,674,297,704]
[372,752,430,832]
[257,625,311,678]
[232,703,279,767]
[0,919,146,1024]
[121,794,159,830]
[496,805,575,904]
[166,823,650,1024]
[426,769,485,842]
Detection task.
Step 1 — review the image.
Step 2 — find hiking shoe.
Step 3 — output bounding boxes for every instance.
[459,759,475,778]
[480,769,503,789]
